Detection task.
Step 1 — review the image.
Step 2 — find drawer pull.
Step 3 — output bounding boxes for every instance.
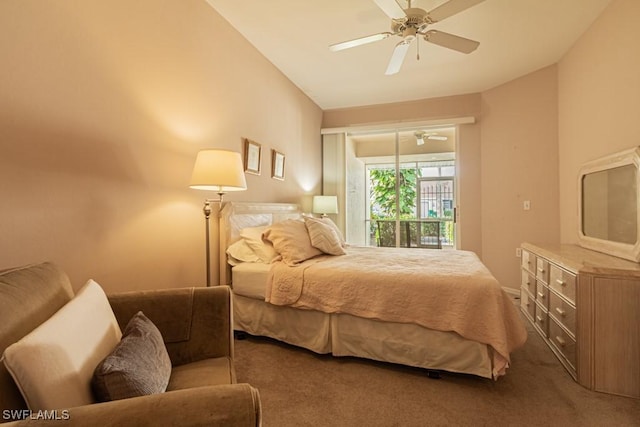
[537,267,545,273]
[555,307,566,317]
[555,336,566,347]
[537,292,545,299]
[536,315,545,324]
[555,279,566,286]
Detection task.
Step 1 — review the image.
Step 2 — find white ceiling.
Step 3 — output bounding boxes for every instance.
[205,0,612,110]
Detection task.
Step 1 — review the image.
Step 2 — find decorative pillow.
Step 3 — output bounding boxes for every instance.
[320,217,347,247]
[2,279,122,410]
[304,216,346,256]
[92,311,171,402]
[239,226,279,263]
[262,219,323,265]
[226,239,261,265]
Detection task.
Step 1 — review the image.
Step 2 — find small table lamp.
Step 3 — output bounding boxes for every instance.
[313,195,338,218]
[190,149,247,286]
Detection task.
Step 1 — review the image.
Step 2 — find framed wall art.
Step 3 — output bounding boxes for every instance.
[243,138,261,175]
[271,150,285,180]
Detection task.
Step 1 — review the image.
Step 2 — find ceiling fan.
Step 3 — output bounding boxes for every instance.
[415,131,448,145]
[329,0,485,75]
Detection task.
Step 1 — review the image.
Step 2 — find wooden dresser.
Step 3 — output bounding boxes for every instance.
[520,242,640,399]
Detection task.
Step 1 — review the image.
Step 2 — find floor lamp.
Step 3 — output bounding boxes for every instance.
[189,149,247,286]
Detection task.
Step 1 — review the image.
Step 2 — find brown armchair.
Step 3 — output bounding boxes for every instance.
[0,262,261,426]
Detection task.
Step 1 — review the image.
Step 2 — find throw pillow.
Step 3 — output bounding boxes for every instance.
[92,311,172,402]
[2,279,122,410]
[304,216,346,256]
[262,219,323,265]
[320,217,347,247]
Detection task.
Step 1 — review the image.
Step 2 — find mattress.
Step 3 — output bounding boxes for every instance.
[231,262,270,300]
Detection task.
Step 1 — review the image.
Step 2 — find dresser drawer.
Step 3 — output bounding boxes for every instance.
[520,287,535,321]
[549,318,577,370]
[521,250,536,274]
[521,270,536,296]
[549,265,576,304]
[536,258,549,284]
[534,300,549,337]
[549,290,576,337]
[535,280,550,308]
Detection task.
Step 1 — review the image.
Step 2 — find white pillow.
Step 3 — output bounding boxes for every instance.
[239,226,279,263]
[226,239,261,265]
[304,217,346,256]
[2,279,122,410]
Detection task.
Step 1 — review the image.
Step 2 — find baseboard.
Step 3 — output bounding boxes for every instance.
[502,287,520,299]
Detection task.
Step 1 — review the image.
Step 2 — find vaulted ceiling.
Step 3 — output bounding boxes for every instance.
[206,0,612,110]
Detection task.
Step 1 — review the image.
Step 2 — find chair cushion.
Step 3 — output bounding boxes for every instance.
[2,279,122,410]
[167,357,234,391]
[92,311,172,402]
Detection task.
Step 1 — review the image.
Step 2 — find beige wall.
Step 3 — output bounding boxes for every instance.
[0,1,322,291]
[558,0,640,243]
[480,65,560,290]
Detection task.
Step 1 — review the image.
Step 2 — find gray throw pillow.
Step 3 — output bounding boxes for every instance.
[91,311,171,402]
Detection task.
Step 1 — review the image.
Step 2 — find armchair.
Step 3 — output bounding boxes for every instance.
[0,262,261,426]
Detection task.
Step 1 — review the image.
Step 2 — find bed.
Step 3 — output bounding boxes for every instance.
[219,202,527,379]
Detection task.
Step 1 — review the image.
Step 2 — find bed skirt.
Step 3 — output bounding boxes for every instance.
[233,293,494,379]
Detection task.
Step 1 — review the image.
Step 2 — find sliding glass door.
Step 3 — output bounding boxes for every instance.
[349,127,456,249]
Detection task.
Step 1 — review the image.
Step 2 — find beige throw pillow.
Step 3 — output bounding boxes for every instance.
[319,217,347,247]
[304,217,346,256]
[2,280,122,410]
[262,219,322,265]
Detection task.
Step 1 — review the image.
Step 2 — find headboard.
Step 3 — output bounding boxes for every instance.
[219,202,301,285]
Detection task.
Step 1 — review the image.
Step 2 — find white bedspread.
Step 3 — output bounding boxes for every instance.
[265,246,527,377]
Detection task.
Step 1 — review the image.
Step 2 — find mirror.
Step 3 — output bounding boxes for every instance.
[578,147,640,262]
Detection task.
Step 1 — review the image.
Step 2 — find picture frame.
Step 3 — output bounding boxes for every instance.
[243,139,261,175]
[271,149,285,180]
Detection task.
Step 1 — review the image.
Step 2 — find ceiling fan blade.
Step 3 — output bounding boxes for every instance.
[427,0,485,23]
[423,30,479,54]
[385,39,411,75]
[329,32,393,52]
[373,0,406,20]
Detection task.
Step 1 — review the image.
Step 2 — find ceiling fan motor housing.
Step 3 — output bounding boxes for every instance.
[391,8,429,34]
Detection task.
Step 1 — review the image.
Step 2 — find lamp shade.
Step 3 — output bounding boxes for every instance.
[189,149,247,192]
[313,195,338,215]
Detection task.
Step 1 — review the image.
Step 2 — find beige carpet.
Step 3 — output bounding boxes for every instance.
[234,321,640,427]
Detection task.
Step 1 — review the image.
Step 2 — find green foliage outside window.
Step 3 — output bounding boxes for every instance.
[369,167,420,220]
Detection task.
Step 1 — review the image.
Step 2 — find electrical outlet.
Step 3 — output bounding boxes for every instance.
[515,248,522,258]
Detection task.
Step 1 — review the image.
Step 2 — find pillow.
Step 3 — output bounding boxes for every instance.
[304,216,346,256]
[320,217,346,247]
[239,226,279,263]
[2,279,122,410]
[92,311,171,402]
[262,219,323,265]
[226,239,261,265]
